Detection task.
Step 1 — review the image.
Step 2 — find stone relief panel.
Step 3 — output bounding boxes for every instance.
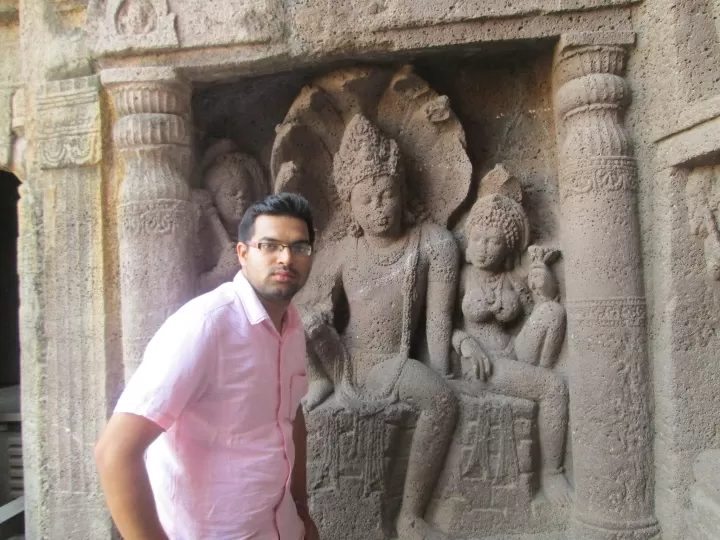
[193,139,269,294]
[88,0,179,55]
[252,62,572,539]
[429,167,570,537]
[87,0,285,55]
[35,75,101,170]
[686,166,720,280]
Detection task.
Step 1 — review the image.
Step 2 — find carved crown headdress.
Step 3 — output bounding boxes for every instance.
[333,114,403,202]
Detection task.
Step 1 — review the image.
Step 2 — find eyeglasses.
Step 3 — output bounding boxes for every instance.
[245,241,313,257]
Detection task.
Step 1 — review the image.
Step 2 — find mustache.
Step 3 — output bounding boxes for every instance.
[271,266,298,277]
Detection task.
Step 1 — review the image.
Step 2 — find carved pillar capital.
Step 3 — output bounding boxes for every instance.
[102,66,196,380]
[553,36,660,540]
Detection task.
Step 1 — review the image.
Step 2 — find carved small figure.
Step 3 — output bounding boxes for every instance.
[452,171,571,506]
[194,140,267,293]
[301,114,459,540]
[686,167,720,280]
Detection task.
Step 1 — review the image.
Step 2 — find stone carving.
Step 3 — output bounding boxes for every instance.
[44,28,93,81]
[35,76,101,170]
[425,167,569,538]
[452,167,570,502]
[102,67,195,381]
[272,65,472,540]
[90,0,178,55]
[686,166,720,280]
[194,139,269,293]
[554,37,659,539]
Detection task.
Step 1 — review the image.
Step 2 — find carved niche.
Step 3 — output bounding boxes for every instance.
[267,65,572,539]
[88,0,179,55]
[193,139,269,294]
[686,166,720,280]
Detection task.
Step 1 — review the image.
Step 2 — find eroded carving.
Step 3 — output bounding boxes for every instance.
[686,166,720,280]
[36,76,101,170]
[426,167,570,537]
[91,0,178,55]
[194,140,269,293]
[272,65,471,540]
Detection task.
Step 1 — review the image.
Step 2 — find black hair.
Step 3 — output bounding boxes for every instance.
[237,192,315,245]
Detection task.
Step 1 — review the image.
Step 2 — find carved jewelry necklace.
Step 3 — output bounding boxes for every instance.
[361,233,410,266]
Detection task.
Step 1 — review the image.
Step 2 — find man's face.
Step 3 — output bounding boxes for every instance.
[236,215,313,302]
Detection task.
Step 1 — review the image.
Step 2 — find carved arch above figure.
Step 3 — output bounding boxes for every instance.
[271,65,473,251]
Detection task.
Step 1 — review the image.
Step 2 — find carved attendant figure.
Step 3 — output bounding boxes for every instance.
[195,140,267,293]
[303,114,459,540]
[453,187,572,506]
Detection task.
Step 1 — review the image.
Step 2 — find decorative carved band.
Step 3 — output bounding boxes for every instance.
[37,134,100,170]
[36,76,100,109]
[111,83,190,116]
[555,45,627,86]
[559,157,637,200]
[555,74,628,119]
[120,199,194,238]
[113,114,190,149]
[35,75,101,169]
[567,297,646,327]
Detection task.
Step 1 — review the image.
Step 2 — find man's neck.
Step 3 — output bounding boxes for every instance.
[258,295,290,333]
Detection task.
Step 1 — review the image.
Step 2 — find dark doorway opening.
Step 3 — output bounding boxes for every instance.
[0,170,22,539]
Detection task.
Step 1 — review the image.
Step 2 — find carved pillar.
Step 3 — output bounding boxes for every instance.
[553,36,660,539]
[102,67,195,381]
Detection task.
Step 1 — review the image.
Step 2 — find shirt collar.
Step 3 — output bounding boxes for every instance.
[232,271,300,333]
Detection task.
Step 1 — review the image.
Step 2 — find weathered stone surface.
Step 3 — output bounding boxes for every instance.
[10,0,720,539]
[554,36,659,540]
[36,76,101,169]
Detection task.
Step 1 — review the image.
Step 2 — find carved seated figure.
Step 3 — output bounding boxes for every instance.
[194,140,267,293]
[451,184,571,507]
[302,114,460,540]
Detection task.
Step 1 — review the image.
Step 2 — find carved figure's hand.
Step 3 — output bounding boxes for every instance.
[302,378,334,412]
[300,310,330,342]
[459,339,492,382]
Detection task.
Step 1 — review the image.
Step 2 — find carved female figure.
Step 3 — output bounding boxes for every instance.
[453,187,572,506]
[194,140,267,293]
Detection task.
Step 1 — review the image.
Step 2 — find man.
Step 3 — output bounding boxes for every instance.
[95,193,319,540]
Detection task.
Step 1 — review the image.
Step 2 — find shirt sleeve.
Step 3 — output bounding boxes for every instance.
[114,308,216,431]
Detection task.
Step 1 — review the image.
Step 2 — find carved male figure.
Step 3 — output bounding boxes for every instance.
[453,192,572,506]
[302,114,459,540]
[195,140,267,293]
[95,193,319,540]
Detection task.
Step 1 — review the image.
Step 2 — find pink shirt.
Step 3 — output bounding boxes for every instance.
[115,272,308,540]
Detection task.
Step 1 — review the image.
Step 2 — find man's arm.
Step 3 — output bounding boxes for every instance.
[425,228,460,376]
[94,413,167,540]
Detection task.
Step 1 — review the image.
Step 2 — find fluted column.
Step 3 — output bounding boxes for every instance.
[553,36,659,539]
[102,67,196,381]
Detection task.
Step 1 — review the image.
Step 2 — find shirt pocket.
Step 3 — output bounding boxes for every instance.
[288,374,308,420]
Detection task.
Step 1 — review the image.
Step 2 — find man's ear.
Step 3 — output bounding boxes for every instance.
[236,242,247,266]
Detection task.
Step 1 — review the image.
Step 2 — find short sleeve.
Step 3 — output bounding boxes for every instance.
[114,308,216,431]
